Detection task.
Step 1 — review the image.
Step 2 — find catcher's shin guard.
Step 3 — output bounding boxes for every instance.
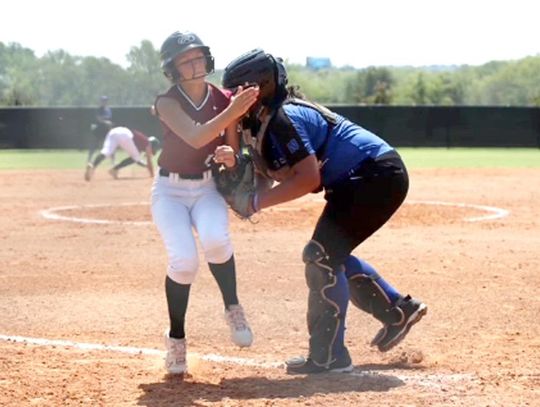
[303,240,348,368]
[347,272,404,325]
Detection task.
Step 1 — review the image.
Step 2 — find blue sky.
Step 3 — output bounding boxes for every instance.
[2,0,539,69]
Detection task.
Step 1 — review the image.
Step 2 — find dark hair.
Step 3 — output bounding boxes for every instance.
[286,85,306,100]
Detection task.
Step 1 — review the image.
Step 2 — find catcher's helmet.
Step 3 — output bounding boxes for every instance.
[160,31,215,82]
[222,49,288,108]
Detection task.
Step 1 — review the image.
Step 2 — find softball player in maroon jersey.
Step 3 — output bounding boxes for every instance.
[152,30,259,375]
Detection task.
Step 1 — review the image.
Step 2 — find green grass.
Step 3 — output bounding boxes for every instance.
[0,148,539,170]
[0,150,128,170]
[398,148,540,168]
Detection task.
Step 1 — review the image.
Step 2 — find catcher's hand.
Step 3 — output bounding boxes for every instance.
[212,154,258,219]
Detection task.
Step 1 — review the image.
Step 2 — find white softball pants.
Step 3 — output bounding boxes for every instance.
[100,127,142,162]
[151,173,233,285]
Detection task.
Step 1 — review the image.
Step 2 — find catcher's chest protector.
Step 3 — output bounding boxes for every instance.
[242,99,337,180]
[241,112,274,179]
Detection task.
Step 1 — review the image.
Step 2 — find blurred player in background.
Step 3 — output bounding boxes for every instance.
[152,30,259,376]
[87,95,114,163]
[84,126,158,181]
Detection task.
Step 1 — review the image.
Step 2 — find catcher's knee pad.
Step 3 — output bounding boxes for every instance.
[303,240,343,367]
[348,273,403,325]
[167,257,199,285]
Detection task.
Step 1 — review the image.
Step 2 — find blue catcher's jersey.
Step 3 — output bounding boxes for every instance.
[262,103,394,187]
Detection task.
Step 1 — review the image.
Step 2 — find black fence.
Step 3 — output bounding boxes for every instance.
[0,107,161,149]
[333,106,540,148]
[0,106,539,149]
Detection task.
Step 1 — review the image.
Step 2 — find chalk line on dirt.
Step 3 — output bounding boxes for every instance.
[0,334,476,389]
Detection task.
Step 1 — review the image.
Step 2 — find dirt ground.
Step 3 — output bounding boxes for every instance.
[0,166,539,406]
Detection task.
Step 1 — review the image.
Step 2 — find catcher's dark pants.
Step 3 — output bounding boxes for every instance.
[306,151,408,363]
[313,151,409,267]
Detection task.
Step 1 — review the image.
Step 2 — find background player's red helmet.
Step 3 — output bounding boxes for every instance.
[160,31,215,82]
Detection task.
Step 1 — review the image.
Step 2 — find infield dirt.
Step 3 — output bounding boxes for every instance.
[1,167,539,406]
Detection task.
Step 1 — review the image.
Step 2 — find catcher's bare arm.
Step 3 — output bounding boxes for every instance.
[155,87,259,149]
[257,154,320,210]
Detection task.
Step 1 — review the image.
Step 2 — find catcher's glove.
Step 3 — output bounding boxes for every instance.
[212,154,258,219]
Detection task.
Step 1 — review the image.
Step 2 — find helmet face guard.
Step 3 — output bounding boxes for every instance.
[222,49,288,108]
[160,31,215,82]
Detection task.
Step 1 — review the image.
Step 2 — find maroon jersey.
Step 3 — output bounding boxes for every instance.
[132,129,150,151]
[155,83,231,174]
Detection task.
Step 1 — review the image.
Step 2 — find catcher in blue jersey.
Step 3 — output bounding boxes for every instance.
[221,49,428,374]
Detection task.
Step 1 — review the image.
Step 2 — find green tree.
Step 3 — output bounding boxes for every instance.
[411,73,428,105]
[345,66,394,105]
[0,42,39,105]
[2,41,540,107]
[36,50,81,105]
[125,41,167,106]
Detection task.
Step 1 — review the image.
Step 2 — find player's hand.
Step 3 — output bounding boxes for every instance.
[214,145,237,168]
[229,86,259,120]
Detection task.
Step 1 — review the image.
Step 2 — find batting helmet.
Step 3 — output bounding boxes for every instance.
[222,49,288,108]
[160,31,215,82]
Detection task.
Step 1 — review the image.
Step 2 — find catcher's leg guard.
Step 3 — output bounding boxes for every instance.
[345,256,404,325]
[303,240,349,368]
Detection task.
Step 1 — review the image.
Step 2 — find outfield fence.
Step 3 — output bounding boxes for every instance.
[0,105,539,149]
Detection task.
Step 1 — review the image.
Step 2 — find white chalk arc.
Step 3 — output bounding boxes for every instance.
[39,202,150,226]
[407,200,509,222]
[40,200,509,225]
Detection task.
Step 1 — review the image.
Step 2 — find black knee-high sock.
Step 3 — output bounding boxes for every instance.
[208,255,239,309]
[91,153,106,168]
[113,157,135,171]
[165,276,191,339]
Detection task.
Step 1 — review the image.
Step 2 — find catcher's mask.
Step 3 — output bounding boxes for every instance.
[160,31,215,83]
[222,48,288,109]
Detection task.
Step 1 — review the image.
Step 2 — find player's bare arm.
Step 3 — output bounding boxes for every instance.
[224,122,241,152]
[144,145,154,177]
[156,87,258,149]
[257,154,320,210]
[213,123,242,168]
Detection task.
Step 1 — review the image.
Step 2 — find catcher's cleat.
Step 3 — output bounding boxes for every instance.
[84,163,94,181]
[164,330,187,375]
[108,168,119,179]
[286,349,353,375]
[371,295,427,352]
[224,304,253,347]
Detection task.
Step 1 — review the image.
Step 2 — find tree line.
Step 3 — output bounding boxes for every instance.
[1,41,539,107]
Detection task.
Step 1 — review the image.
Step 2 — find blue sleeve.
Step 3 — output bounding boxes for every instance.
[266,106,315,167]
